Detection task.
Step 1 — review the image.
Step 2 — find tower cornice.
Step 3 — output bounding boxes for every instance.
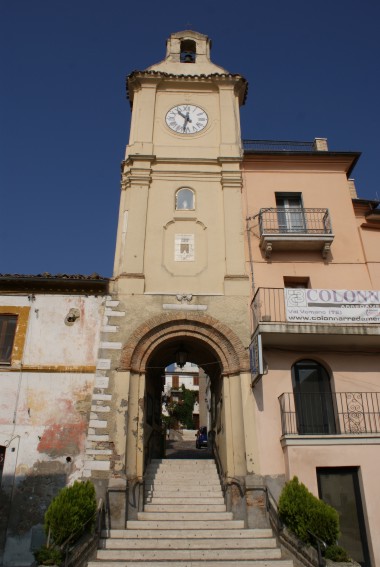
[126,70,248,107]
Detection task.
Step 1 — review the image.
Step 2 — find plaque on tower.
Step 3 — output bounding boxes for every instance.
[175,234,195,261]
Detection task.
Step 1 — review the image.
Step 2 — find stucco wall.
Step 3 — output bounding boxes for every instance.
[0,293,105,567]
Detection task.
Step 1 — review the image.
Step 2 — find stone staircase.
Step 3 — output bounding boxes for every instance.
[88,458,293,566]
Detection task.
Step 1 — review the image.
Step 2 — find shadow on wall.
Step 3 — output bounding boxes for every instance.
[1,468,67,566]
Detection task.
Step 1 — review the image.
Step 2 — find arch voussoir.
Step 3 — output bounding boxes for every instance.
[120,312,249,375]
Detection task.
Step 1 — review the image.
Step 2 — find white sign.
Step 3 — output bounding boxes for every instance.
[175,234,195,261]
[285,288,380,324]
[250,333,264,381]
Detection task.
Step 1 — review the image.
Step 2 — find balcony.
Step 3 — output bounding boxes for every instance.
[243,139,327,152]
[251,287,380,350]
[279,392,380,436]
[258,208,334,258]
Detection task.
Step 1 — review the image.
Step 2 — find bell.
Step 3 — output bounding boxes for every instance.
[183,52,194,63]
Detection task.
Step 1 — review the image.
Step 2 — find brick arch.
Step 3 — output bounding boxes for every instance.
[120,313,250,376]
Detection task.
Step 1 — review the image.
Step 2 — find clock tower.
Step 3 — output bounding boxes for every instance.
[101,31,255,509]
[113,30,248,294]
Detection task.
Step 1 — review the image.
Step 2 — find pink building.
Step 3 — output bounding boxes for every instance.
[243,138,380,566]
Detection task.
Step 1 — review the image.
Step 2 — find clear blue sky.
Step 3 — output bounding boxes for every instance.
[1,0,379,277]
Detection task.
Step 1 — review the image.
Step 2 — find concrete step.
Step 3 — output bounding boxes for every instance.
[126,519,245,530]
[146,497,225,505]
[88,458,292,567]
[144,503,227,512]
[89,561,294,567]
[145,484,222,493]
[147,466,218,473]
[102,528,274,539]
[137,511,233,521]
[144,474,220,488]
[146,464,217,469]
[95,548,282,561]
[100,537,277,550]
[147,457,216,468]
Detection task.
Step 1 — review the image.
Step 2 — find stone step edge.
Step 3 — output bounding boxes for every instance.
[99,537,277,549]
[89,561,293,567]
[126,520,245,529]
[102,528,274,538]
[96,549,282,559]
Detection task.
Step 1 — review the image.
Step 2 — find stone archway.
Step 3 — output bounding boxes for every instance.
[120,312,250,375]
[122,313,250,482]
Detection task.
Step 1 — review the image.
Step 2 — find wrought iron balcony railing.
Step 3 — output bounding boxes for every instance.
[279,392,380,436]
[259,208,332,235]
[252,287,287,329]
[243,139,317,152]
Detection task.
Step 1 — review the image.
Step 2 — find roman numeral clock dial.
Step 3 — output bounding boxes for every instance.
[165,105,208,135]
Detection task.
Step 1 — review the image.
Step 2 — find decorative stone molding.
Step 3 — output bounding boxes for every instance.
[176,293,193,303]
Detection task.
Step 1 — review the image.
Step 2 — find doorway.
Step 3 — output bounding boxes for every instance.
[317,467,371,566]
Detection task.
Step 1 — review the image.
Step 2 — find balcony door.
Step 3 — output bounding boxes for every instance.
[292,360,336,434]
[276,194,306,233]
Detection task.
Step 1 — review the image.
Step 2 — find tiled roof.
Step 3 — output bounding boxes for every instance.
[0,272,107,280]
[0,273,109,294]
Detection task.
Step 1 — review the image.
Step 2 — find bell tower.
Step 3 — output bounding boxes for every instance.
[113,30,249,296]
[106,32,255,486]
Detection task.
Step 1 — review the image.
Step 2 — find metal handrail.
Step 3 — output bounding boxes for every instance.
[307,529,327,567]
[211,435,244,497]
[279,391,380,435]
[243,139,316,152]
[259,207,333,235]
[63,498,104,567]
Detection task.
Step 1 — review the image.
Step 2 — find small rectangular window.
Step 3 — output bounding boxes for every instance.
[283,277,310,288]
[172,375,179,389]
[193,376,199,386]
[0,315,18,364]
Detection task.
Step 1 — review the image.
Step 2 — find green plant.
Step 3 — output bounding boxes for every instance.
[44,480,97,547]
[33,544,62,565]
[278,476,339,546]
[168,385,196,429]
[325,544,351,562]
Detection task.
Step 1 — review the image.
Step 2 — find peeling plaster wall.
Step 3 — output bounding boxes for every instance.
[24,295,103,366]
[0,293,105,567]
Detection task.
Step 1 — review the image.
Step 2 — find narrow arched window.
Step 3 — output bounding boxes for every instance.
[175,188,195,210]
[292,360,336,435]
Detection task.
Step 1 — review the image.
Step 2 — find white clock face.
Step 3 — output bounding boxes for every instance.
[165,105,208,135]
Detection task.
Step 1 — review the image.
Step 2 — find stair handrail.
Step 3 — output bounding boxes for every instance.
[211,434,245,497]
[61,497,105,567]
[265,486,284,534]
[263,488,327,567]
[307,530,327,567]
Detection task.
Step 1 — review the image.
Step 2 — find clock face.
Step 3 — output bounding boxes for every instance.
[165,105,208,135]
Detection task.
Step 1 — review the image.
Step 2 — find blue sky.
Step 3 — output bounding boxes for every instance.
[1,0,379,277]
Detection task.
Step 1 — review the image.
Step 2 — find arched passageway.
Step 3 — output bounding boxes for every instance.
[119,314,250,481]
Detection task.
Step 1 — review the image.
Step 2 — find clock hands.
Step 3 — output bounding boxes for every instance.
[166,105,207,134]
[177,108,192,132]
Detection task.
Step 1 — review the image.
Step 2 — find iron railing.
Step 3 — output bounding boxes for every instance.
[259,208,332,235]
[279,392,380,436]
[252,287,286,329]
[63,498,105,567]
[243,139,317,152]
